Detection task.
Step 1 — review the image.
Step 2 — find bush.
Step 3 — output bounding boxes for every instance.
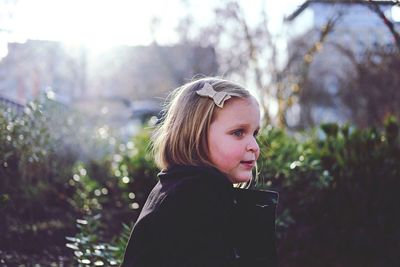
[0,101,78,254]
[68,118,400,266]
[0,98,157,264]
[2,98,399,266]
[64,129,158,266]
[258,118,400,267]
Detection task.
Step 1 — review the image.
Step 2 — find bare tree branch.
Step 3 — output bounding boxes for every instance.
[367,0,400,51]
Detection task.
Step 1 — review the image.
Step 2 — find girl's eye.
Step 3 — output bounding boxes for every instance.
[253,130,259,137]
[232,130,244,137]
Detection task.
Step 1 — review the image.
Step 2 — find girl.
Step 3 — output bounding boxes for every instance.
[121,77,278,267]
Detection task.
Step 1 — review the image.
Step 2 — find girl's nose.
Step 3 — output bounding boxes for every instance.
[247,137,259,153]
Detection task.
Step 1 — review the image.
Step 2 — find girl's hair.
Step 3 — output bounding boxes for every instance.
[152,77,251,170]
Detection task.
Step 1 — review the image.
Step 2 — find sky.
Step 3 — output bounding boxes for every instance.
[1,0,399,54]
[0,0,305,51]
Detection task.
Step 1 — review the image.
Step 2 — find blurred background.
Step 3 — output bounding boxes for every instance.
[1,0,399,266]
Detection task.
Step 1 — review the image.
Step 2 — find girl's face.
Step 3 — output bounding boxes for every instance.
[208,96,260,183]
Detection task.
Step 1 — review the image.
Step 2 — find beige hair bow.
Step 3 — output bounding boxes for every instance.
[196,83,241,108]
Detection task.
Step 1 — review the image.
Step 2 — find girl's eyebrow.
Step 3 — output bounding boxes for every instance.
[228,123,260,130]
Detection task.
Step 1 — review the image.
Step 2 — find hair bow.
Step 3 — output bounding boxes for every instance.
[196,83,241,108]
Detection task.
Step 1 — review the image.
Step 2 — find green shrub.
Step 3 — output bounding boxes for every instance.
[65,128,158,266]
[2,97,399,267]
[66,214,120,266]
[258,118,400,267]
[67,118,400,266]
[0,98,137,260]
[0,101,77,252]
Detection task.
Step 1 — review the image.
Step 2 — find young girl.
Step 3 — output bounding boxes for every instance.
[121,77,278,267]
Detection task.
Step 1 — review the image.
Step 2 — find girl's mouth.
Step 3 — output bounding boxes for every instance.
[240,160,255,168]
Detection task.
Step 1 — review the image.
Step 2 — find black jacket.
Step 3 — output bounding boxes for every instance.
[121,165,278,267]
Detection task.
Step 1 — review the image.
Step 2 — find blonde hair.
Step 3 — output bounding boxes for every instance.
[152,77,251,171]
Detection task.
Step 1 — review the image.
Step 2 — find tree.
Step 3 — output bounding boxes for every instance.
[320,0,400,126]
[176,0,335,128]
[335,44,400,127]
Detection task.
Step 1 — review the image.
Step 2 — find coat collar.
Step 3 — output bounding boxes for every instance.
[157,165,233,187]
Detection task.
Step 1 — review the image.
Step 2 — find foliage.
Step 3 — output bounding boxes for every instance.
[257,117,400,267]
[66,117,400,267]
[0,101,78,253]
[65,214,132,266]
[0,98,157,264]
[65,214,120,266]
[64,129,158,266]
[2,97,400,266]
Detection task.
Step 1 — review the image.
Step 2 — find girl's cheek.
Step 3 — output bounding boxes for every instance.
[255,145,260,159]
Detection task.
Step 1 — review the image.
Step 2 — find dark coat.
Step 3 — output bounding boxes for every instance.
[121,165,278,267]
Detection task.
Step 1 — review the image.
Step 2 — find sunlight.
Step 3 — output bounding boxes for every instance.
[12,0,158,50]
[392,5,400,22]
[7,0,301,52]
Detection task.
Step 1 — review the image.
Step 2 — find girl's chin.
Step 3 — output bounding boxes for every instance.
[229,174,252,184]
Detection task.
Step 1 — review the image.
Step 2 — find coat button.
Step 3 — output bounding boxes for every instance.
[233,198,238,205]
[233,248,240,259]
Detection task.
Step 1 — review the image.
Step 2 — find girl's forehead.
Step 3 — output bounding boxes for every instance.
[212,97,260,124]
[217,96,259,113]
